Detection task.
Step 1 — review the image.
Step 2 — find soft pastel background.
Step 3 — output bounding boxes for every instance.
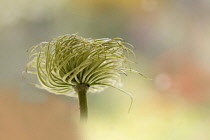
[0,0,210,140]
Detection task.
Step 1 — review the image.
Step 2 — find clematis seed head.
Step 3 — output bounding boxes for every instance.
[26,34,143,97]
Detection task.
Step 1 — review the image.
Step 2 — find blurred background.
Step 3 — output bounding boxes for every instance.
[0,0,210,139]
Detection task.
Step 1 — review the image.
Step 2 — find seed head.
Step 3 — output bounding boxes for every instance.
[26,34,144,97]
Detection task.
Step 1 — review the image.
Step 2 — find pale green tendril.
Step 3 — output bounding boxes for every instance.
[26,34,146,112]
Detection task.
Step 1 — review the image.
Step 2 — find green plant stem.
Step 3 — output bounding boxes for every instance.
[74,84,89,122]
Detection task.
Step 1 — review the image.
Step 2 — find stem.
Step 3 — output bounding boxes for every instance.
[73,84,89,122]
